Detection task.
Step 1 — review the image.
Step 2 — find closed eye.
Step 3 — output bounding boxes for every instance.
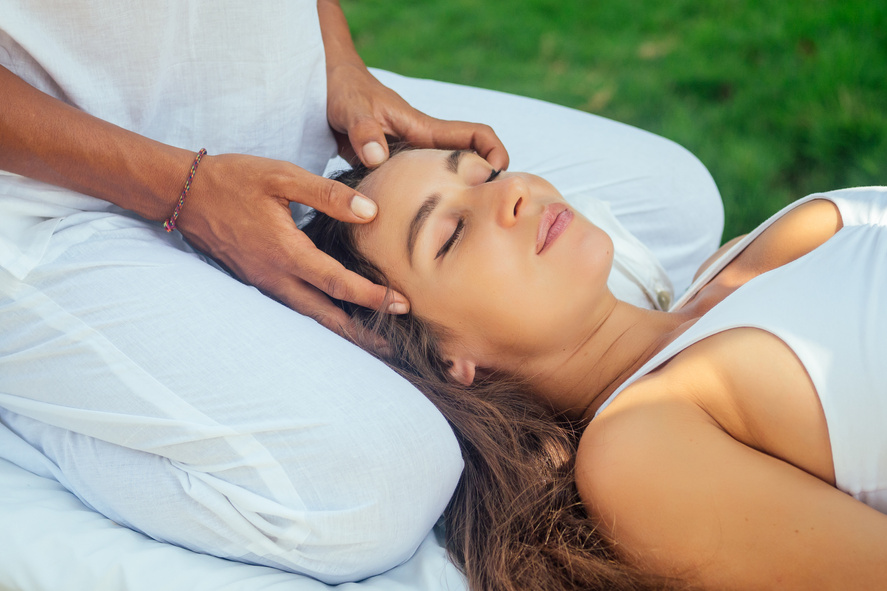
[435,218,465,259]
[432,167,496,260]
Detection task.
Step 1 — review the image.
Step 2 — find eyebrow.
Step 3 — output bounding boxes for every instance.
[446,149,468,174]
[406,150,468,263]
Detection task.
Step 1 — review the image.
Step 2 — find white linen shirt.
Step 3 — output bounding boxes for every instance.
[0,0,337,279]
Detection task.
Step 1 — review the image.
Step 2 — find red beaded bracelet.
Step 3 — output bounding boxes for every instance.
[163,148,207,232]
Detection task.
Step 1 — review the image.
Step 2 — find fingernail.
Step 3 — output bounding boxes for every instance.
[387,300,409,315]
[351,195,377,220]
[362,142,386,166]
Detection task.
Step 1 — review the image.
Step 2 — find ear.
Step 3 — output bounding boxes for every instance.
[447,357,477,386]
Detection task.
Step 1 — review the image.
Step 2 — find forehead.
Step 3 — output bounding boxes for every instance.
[353,149,451,264]
[357,149,453,237]
[360,149,451,207]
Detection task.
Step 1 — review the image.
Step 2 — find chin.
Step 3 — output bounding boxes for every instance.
[564,223,614,282]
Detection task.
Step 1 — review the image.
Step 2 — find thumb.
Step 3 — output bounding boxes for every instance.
[296,172,379,224]
[348,117,390,168]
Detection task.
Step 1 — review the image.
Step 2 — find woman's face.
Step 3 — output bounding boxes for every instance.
[355,149,615,378]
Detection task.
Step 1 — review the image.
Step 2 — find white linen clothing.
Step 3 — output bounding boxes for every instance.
[0,1,456,584]
[0,216,462,583]
[596,186,887,511]
[0,453,468,591]
[0,0,337,279]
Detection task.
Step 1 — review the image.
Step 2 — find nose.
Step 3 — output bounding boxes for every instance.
[486,174,527,228]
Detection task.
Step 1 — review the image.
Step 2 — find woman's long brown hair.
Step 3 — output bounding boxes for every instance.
[302,160,677,591]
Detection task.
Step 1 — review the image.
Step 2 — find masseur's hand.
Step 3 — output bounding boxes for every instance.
[175,153,408,334]
[0,63,403,337]
[318,0,509,171]
[326,62,510,171]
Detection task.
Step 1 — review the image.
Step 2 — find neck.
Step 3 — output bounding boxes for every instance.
[527,298,693,422]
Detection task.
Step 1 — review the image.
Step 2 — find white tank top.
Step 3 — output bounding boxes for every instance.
[596,186,887,512]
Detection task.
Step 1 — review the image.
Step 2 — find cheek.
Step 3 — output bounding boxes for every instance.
[452,223,614,350]
[414,257,552,351]
[405,251,523,342]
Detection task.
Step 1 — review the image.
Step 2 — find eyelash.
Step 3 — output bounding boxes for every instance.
[435,168,499,259]
[436,218,465,259]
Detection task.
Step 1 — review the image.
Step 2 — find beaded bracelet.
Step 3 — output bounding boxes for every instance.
[163,148,208,232]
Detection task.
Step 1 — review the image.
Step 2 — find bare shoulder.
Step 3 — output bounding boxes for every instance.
[576,380,725,573]
[576,370,887,589]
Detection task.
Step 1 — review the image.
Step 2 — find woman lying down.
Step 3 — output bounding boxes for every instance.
[302,148,887,591]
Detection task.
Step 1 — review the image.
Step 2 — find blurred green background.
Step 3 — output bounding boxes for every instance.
[342,0,886,241]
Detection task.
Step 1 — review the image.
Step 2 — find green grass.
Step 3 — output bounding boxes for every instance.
[342,0,887,241]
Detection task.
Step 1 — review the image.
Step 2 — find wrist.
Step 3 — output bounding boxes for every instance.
[162,148,208,232]
[317,0,365,73]
[111,142,202,220]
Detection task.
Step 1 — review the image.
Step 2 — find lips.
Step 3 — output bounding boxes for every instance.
[536,204,573,254]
